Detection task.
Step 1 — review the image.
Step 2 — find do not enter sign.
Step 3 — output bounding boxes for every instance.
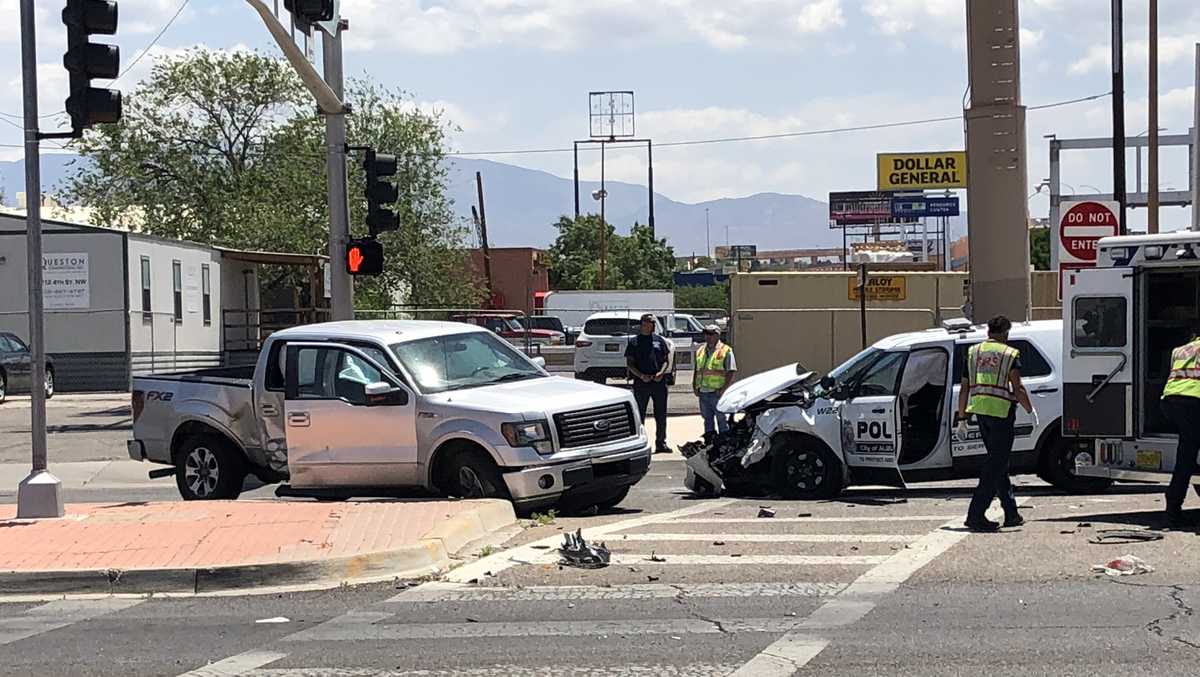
[1059,200,1119,264]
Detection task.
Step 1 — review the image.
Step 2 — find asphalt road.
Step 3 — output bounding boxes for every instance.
[3,454,1200,675]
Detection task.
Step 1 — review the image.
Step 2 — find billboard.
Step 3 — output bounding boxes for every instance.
[877,151,968,190]
[829,191,918,228]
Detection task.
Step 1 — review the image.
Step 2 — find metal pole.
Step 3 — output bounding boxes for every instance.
[1192,44,1200,231]
[1112,0,1127,234]
[573,142,580,220]
[647,140,655,239]
[323,27,353,320]
[16,0,62,519]
[705,208,711,259]
[1148,0,1160,233]
[858,263,868,349]
[475,172,494,302]
[599,142,606,289]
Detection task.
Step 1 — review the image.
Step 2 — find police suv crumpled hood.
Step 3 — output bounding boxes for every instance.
[717,363,811,414]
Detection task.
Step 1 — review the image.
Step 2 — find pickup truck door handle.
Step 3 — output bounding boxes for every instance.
[871,408,887,414]
[1031,387,1058,395]
[261,404,279,416]
[287,412,310,427]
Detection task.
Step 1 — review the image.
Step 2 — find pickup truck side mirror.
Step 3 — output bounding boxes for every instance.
[531,356,547,369]
[364,381,408,407]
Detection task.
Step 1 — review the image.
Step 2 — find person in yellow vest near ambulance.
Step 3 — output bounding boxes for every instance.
[1159,334,1200,528]
[694,325,737,441]
[955,316,1035,533]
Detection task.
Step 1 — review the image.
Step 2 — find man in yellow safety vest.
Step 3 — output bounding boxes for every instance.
[955,315,1034,533]
[694,325,737,440]
[1160,334,1200,528]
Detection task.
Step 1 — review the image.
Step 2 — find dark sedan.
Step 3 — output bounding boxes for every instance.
[0,332,54,404]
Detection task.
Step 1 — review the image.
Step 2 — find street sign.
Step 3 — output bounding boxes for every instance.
[877,151,967,190]
[1057,200,1119,300]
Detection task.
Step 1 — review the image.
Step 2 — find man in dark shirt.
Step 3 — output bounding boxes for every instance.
[626,313,673,453]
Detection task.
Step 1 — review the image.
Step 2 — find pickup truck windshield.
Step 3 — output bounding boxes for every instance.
[390,332,544,394]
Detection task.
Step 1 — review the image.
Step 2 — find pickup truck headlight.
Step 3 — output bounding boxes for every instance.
[502,420,553,454]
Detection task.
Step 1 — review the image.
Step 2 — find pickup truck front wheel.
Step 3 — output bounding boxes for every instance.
[175,434,245,501]
[444,450,510,500]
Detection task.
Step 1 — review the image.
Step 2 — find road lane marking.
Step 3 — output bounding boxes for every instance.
[287,616,810,641]
[617,533,919,543]
[529,553,889,566]
[439,499,736,586]
[248,664,739,677]
[729,499,1027,677]
[0,598,142,646]
[176,650,289,677]
[668,515,960,524]
[390,581,847,602]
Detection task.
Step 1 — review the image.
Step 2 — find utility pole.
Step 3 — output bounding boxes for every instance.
[598,143,607,289]
[1112,0,1127,234]
[323,25,353,319]
[16,0,62,518]
[705,208,711,259]
[1148,0,1160,234]
[474,172,494,303]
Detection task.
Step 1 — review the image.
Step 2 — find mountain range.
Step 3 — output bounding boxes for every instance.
[2,155,960,254]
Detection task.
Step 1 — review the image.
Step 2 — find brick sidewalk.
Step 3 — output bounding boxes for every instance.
[0,499,514,574]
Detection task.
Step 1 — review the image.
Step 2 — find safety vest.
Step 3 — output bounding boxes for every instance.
[694,342,731,391]
[1162,338,1200,399]
[966,340,1020,418]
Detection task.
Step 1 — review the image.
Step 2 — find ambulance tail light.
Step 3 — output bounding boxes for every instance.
[1098,440,1122,466]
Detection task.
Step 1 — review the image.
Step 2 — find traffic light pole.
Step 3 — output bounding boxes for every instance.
[323,26,353,320]
[16,0,63,518]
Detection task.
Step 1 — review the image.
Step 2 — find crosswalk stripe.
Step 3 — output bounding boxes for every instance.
[390,581,847,602]
[530,553,889,566]
[0,598,142,646]
[667,515,959,523]
[617,533,919,543]
[248,664,739,677]
[177,650,289,677]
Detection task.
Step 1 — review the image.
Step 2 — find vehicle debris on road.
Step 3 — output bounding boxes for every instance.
[558,529,611,569]
[1091,554,1155,576]
[758,507,776,518]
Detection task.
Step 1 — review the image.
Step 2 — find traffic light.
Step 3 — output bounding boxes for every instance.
[62,0,121,132]
[364,148,400,236]
[346,237,384,276]
[284,0,335,33]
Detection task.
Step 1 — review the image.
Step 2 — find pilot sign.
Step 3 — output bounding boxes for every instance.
[854,417,895,453]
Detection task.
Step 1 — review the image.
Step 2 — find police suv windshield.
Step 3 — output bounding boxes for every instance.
[814,348,883,397]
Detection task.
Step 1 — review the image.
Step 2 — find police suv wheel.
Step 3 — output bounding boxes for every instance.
[769,435,843,500]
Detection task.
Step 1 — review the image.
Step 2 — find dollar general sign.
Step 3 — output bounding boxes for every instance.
[877,151,968,190]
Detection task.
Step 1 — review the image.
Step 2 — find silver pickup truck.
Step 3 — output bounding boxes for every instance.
[128,320,651,513]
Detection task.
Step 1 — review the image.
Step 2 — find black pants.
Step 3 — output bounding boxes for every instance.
[1161,396,1200,511]
[633,380,668,448]
[966,410,1020,522]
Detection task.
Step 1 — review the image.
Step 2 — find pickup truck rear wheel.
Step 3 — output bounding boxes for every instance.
[175,434,245,501]
[445,450,509,500]
[769,436,844,500]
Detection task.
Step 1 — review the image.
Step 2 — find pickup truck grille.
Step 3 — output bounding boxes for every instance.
[554,403,636,449]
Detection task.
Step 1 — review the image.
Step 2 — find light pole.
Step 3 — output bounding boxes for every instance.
[705,208,711,259]
[1149,0,1160,233]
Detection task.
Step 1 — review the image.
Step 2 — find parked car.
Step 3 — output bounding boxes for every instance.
[519,315,574,343]
[0,332,54,404]
[573,312,687,385]
[683,320,1098,499]
[451,312,565,347]
[127,320,650,513]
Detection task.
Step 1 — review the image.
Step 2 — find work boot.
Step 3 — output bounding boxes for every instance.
[1002,513,1025,529]
[964,518,1000,533]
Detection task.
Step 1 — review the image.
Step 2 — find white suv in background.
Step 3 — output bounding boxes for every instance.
[574,312,678,385]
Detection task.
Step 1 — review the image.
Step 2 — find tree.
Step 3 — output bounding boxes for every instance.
[62,48,480,309]
[1029,228,1051,271]
[547,215,675,290]
[675,283,728,311]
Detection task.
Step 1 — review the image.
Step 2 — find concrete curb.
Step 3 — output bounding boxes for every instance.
[0,499,517,597]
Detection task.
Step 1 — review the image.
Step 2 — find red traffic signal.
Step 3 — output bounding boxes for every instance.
[346,238,384,276]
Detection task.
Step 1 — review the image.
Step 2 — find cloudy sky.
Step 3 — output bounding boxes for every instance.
[0,0,1197,232]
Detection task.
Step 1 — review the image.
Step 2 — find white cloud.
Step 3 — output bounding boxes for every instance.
[862,0,962,37]
[1069,35,1198,75]
[342,0,846,54]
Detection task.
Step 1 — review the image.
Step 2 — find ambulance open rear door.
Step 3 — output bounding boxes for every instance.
[1062,266,1134,439]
